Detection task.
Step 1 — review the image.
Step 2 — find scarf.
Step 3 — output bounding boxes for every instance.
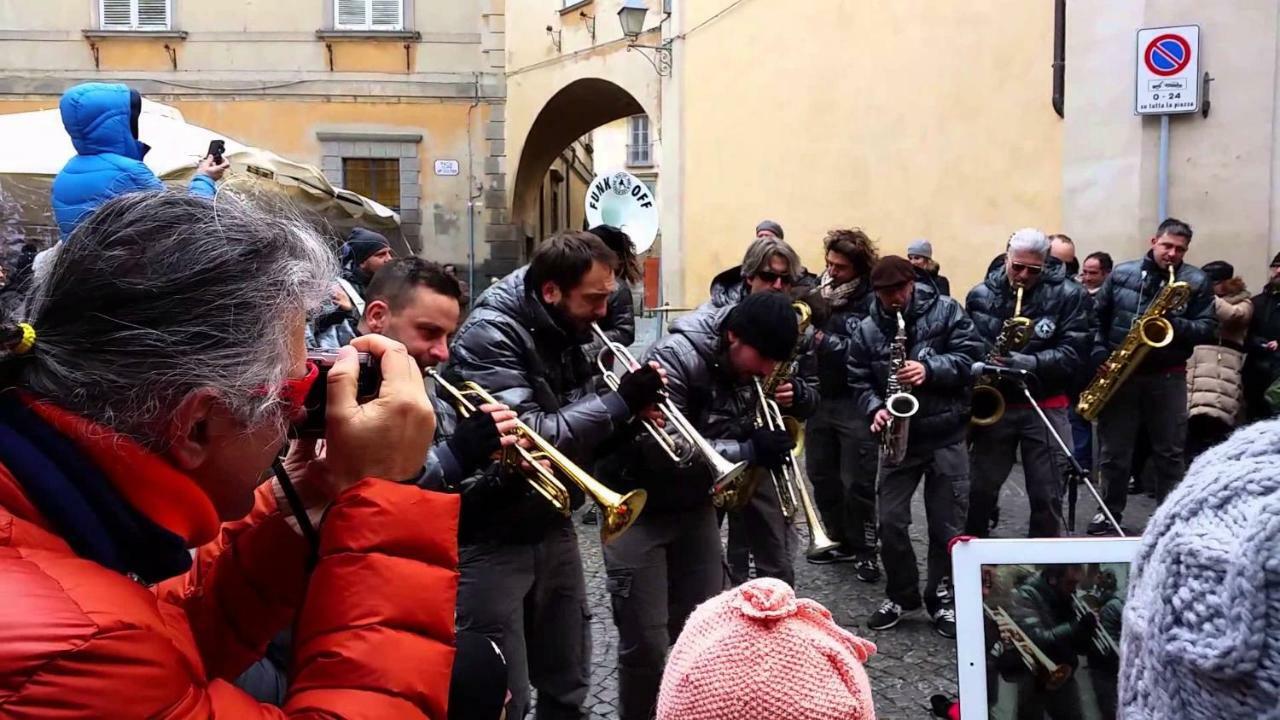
[0,393,195,584]
[820,272,862,311]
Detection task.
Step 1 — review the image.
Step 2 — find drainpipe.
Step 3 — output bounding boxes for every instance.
[1052,0,1065,118]
[467,72,482,306]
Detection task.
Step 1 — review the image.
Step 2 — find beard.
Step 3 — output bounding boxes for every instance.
[545,299,593,343]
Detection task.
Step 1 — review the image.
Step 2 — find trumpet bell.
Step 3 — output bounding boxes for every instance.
[600,489,647,544]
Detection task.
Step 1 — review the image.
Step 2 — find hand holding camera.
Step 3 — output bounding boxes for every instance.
[197,139,230,181]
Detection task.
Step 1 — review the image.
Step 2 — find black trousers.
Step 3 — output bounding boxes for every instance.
[804,396,878,555]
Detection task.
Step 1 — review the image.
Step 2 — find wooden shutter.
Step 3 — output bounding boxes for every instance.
[100,0,133,29]
[136,0,169,29]
[371,0,403,30]
[335,0,368,29]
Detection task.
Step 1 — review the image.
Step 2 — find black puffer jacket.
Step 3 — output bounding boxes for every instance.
[1092,253,1216,371]
[445,267,635,544]
[1009,573,1091,670]
[814,280,874,398]
[581,284,636,361]
[965,255,1093,401]
[847,282,985,450]
[598,306,764,514]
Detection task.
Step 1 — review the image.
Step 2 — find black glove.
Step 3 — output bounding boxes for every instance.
[615,364,664,414]
[446,411,503,475]
[1003,352,1038,373]
[749,428,795,471]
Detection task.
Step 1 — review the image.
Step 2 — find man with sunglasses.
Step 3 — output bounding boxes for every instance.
[704,235,821,587]
[1087,218,1216,535]
[964,228,1092,539]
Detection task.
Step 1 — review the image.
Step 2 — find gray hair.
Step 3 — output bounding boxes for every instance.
[740,236,801,282]
[12,190,337,447]
[1007,228,1050,259]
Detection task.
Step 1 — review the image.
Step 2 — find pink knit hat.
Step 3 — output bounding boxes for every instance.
[656,578,878,720]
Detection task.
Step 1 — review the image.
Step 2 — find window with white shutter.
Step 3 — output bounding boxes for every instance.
[100,0,171,30]
[335,0,404,31]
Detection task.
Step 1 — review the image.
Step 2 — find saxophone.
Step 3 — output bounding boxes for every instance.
[880,310,919,465]
[971,284,1033,426]
[1077,265,1190,422]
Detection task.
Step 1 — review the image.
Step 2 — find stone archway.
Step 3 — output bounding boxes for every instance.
[510,78,649,240]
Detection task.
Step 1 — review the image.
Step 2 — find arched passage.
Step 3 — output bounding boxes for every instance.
[510,78,649,238]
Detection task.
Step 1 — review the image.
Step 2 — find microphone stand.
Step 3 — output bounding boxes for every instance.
[1011,379,1123,537]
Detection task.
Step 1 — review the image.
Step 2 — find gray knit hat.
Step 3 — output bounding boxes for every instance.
[755,220,785,240]
[1120,418,1280,719]
[906,238,933,259]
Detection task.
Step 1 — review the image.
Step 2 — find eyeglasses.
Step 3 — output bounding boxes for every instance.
[1010,262,1044,276]
[753,270,793,286]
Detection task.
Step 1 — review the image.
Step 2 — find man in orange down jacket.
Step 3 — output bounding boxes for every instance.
[0,189,459,718]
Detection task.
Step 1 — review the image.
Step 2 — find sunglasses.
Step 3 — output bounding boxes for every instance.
[1010,262,1044,276]
[754,270,793,286]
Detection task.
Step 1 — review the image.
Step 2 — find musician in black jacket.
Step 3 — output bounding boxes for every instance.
[445,232,666,720]
[964,229,1092,538]
[1006,565,1094,719]
[848,256,985,638]
[1086,218,1216,535]
[596,293,798,720]
[805,228,880,577]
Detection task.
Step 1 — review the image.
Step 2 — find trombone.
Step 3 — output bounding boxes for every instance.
[426,368,647,544]
[590,323,747,490]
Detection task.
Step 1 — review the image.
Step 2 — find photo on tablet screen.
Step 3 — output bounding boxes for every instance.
[979,562,1125,720]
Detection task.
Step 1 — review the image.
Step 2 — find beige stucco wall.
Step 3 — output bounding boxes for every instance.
[1064,0,1280,291]
[676,0,1063,304]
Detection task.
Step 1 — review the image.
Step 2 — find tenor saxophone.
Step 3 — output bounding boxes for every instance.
[1077,266,1190,422]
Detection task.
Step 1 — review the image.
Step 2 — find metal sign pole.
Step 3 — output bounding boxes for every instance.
[1158,114,1170,220]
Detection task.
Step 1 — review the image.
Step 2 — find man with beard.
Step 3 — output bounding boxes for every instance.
[964,229,1092,538]
[597,292,799,720]
[849,256,984,637]
[1007,565,1095,720]
[445,231,666,719]
[805,228,880,577]
[1086,218,1215,534]
[703,234,821,586]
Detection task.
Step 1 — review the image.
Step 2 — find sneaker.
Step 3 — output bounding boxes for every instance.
[935,577,954,606]
[806,547,856,564]
[932,606,957,639]
[581,507,598,526]
[854,556,882,583]
[1086,512,1119,536]
[866,599,916,630]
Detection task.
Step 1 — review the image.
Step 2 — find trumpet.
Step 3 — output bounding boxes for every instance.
[985,603,1073,690]
[426,368,647,544]
[590,323,747,490]
[1073,594,1120,657]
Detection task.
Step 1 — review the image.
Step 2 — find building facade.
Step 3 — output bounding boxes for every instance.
[0,0,518,292]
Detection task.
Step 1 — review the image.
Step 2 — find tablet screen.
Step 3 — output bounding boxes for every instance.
[978,562,1126,720]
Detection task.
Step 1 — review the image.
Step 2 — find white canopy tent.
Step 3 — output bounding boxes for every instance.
[0,99,399,253]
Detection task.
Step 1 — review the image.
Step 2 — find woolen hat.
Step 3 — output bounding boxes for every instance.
[656,579,877,720]
[755,219,785,239]
[907,238,933,259]
[870,255,917,289]
[1201,260,1234,284]
[342,227,390,266]
[1271,252,1280,268]
[725,291,799,362]
[1120,417,1280,719]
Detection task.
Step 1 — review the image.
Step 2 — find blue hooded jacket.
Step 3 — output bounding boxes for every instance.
[51,83,216,239]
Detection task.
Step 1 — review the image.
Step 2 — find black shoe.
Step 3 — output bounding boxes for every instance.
[854,556,881,583]
[1087,512,1120,536]
[989,504,1001,530]
[1129,478,1142,495]
[932,606,957,639]
[806,547,857,565]
[866,599,917,630]
[581,507,598,526]
[935,577,954,606]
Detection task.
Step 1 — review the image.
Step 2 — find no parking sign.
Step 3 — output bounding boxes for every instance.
[1136,25,1200,115]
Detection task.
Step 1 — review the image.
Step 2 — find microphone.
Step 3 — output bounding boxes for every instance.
[971,361,1031,379]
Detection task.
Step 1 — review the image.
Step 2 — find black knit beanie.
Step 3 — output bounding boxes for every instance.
[725,291,798,361]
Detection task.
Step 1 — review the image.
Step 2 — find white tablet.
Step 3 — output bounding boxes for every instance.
[952,537,1142,720]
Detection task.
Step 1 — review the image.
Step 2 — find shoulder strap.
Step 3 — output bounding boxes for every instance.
[336,277,366,315]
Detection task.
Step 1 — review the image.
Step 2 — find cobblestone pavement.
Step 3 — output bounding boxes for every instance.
[570,466,1157,720]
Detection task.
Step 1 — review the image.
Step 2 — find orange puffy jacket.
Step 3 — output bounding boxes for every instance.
[0,407,460,718]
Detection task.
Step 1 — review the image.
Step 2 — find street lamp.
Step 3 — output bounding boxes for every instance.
[617,0,672,76]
